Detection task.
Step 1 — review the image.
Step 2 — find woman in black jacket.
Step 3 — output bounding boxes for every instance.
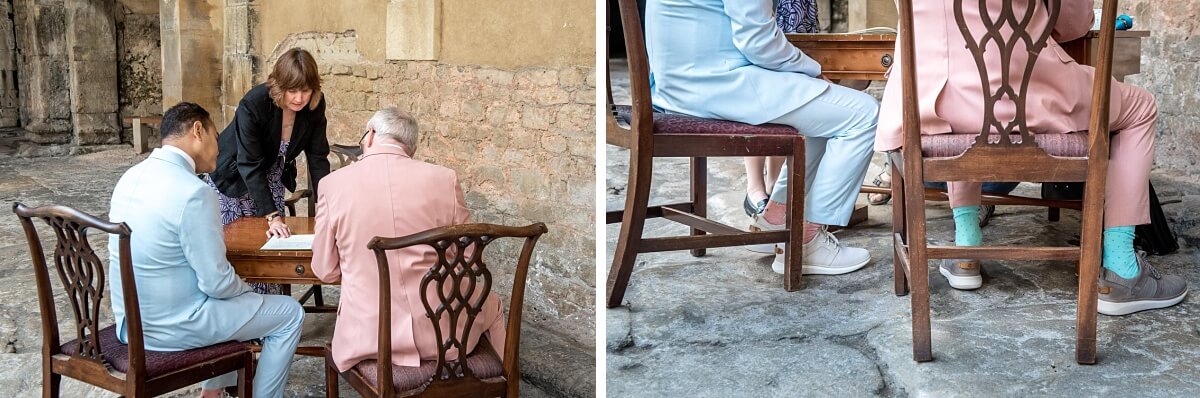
[205,47,331,294]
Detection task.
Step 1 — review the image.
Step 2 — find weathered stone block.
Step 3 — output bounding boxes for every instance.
[69,61,119,114]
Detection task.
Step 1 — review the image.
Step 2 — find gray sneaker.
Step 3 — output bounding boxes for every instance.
[939,259,982,290]
[1098,256,1187,316]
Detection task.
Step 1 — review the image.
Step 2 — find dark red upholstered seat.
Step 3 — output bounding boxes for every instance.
[614,105,797,136]
[353,346,505,394]
[60,325,247,379]
[921,132,1089,158]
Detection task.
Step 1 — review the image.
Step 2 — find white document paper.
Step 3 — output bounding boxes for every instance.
[260,234,315,251]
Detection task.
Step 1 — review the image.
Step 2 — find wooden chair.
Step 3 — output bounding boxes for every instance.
[13,202,255,397]
[330,144,363,168]
[605,0,807,308]
[890,0,1121,364]
[325,223,548,398]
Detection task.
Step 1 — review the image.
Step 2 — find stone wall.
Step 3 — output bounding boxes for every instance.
[1124,2,1200,174]
[264,30,597,352]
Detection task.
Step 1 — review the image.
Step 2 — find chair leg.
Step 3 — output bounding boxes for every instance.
[1076,190,1104,364]
[43,369,60,398]
[242,351,255,398]
[314,286,325,307]
[325,354,339,398]
[784,141,805,291]
[607,148,654,308]
[1048,207,1061,222]
[904,173,933,362]
[689,157,707,257]
[891,159,910,296]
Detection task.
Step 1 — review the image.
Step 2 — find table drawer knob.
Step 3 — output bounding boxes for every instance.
[295,264,306,275]
[881,53,893,68]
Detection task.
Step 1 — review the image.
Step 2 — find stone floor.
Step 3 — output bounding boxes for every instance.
[0,147,592,397]
[606,149,1200,397]
[604,60,1200,397]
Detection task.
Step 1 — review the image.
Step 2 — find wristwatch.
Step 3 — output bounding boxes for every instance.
[265,211,282,222]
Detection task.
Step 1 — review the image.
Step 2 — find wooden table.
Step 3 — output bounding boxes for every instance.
[225,217,323,285]
[224,217,332,357]
[787,30,1149,81]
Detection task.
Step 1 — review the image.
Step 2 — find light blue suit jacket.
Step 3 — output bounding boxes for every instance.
[108,148,263,350]
[646,0,830,125]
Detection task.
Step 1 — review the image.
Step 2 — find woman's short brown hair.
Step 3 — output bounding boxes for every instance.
[267,48,323,111]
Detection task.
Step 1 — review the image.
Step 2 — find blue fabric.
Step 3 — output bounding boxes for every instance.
[1103,226,1139,279]
[645,0,830,125]
[200,295,305,398]
[766,84,879,225]
[108,148,263,348]
[952,205,983,246]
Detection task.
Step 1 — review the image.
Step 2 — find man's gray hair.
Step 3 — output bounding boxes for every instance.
[366,107,419,155]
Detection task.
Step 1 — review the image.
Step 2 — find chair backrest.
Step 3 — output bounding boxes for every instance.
[330,144,363,170]
[895,0,1120,183]
[367,222,548,397]
[606,0,654,148]
[12,202,148,385]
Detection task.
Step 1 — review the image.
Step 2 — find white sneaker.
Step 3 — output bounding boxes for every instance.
[746,212,783,254]
[771,227,870,275]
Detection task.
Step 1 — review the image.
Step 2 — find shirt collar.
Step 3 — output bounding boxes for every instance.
[161,145,197,173]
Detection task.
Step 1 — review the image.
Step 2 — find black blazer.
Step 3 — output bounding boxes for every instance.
[209,83,331,216]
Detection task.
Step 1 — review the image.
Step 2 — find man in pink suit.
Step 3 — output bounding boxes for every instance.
[877,0,1186,315]
[311,107,506,373]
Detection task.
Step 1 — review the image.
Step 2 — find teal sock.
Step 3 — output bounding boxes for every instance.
[952,205,982,246]
[1103,226,1139,279]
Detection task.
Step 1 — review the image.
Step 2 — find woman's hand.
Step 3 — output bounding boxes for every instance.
[267,218,292,238]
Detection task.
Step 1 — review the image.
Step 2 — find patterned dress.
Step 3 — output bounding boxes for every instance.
[205,141,290,295]
[776,0,820,34]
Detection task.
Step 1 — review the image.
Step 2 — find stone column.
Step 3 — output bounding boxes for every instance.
[66,0,120,145]
[12,0,72,144]
[0,1,19,127]
[160,0,224,126]
[223,0,259,124]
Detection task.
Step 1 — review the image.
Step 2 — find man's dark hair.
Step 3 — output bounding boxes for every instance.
[160,102,213,140]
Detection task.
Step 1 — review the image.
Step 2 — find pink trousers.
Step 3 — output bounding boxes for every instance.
[948,82,1157,228]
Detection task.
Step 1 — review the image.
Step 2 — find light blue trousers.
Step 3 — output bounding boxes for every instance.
[145,295,304,398]
[768,84,879,226]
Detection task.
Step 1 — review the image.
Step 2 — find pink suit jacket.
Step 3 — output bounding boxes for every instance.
[877,0,1116,151]
[312,144,506,372]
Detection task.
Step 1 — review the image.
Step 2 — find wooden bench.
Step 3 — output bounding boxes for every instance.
[123,116,162,154]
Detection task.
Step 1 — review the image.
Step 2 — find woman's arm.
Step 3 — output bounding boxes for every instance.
[723,0,822,76]
[305,98,332,201]
[233,97,279,216]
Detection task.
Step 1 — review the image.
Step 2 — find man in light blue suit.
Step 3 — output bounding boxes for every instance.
[108,102,304,398]
[646,0,879,275]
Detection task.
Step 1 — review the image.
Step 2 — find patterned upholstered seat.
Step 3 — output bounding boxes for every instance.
[352,342,506,393]
[614,105,797,136]
[921,132,1089,158]
[60,325,247,379]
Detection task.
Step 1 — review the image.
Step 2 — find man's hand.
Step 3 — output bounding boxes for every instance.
[267,218,292,238]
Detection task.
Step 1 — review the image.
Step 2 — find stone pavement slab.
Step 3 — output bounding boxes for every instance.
[605,147,1200,397]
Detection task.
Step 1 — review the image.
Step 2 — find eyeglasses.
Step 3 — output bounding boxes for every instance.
[358,129,371,145]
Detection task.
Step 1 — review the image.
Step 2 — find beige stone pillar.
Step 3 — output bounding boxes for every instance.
[223,0,260,125]
[66,0,120,145]
[12,0,72,144]
[387,0,440,61]
[160,0,224,127]
[0,1,19,127]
